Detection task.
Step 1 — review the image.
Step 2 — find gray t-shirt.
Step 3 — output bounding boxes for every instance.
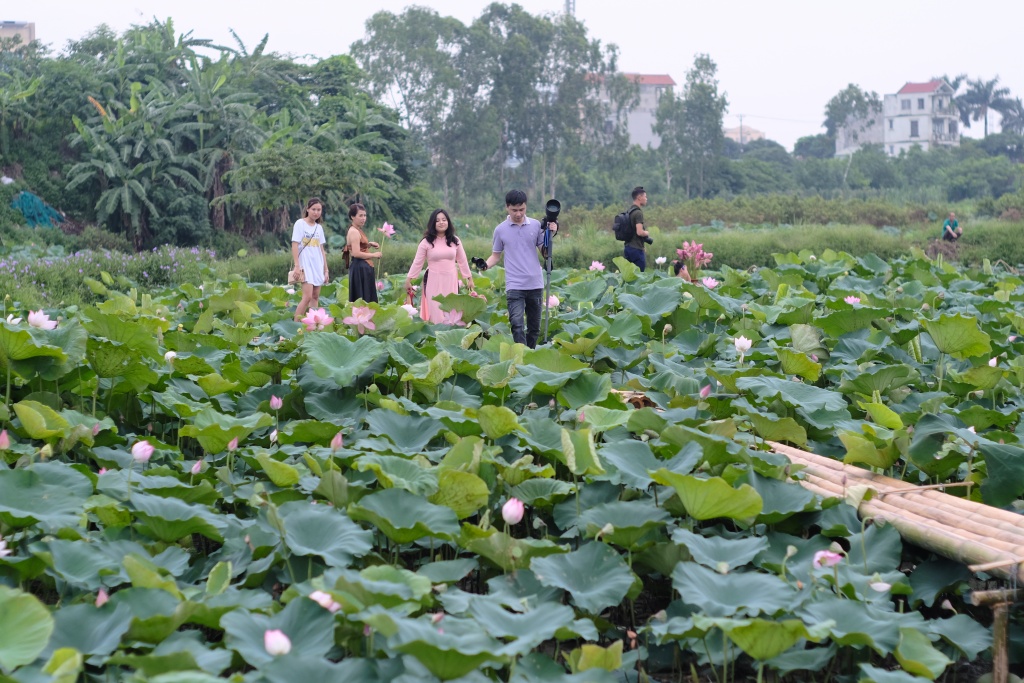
[491,216,546,291]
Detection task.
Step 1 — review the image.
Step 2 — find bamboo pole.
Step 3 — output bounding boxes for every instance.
[971,589,1024,606]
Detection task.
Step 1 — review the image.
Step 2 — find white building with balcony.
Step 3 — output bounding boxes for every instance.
[883,80,959,156]
[835,79,960,157]
[595,73,676,149]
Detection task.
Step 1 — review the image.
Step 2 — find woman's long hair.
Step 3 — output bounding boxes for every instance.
[303,197,323,224]
[423,209,459,248]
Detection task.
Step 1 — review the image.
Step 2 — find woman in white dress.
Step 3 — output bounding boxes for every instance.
[291,197,329,321]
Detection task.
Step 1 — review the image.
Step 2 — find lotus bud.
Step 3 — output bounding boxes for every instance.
[95,589,109,607]
[39,444,53,460]
[0,430,9,450]
[270,395,283,410]
[191,461,202,475]
[331,431,343,451]
[131,440,154,463]
[227,437,239,451]
[270,429,278,443]
[164,351,177,363]
[502,498,525,525]
[263,629,291,656]
[699,384,711,399]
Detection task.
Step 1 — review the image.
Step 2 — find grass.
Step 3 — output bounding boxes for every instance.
[4,221,1022,309]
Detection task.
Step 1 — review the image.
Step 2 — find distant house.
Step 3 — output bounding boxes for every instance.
[883,80,959,156]
[835,79,960,157]
[0,21,35,46]
[596,73,676,149]
[724,125,765,144]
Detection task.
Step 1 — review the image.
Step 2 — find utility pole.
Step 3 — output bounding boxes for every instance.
[565,0,575,16]
[738,114,745,148]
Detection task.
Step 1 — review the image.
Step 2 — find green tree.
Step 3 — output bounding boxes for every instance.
[0,70,41,159]
[823,84,881,143]
[793,134,835,160]
[963,76,1013,137]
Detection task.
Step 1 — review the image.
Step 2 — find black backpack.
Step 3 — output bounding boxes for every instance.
[613,206,639,242]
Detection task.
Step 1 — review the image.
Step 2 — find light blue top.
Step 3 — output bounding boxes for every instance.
[491,216,545,291]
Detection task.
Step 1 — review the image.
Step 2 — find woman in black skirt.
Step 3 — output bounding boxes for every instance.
[344,203,382,302]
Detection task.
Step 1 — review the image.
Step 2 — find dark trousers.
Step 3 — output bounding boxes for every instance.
[507,288,543,348]
[624,245,646,271]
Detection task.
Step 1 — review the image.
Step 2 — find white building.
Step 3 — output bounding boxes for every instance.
[835,79,960,157]
[882,80,959,156]
[0,21,35,46]
[596,73,676,149]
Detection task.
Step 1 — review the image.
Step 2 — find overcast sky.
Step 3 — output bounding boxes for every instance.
[21,0,1024,150]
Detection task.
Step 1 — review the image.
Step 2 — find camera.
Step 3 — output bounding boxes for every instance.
[644,236,654,245]
[471,256,488,271]
[543,199,560,225]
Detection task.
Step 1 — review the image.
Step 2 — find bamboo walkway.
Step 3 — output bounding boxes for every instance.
[769,441,1024,584]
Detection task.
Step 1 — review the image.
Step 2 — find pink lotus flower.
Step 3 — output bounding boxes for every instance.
[379,222,396,238]
[376,281,384,291]
[578,410,585,422]
[1010,335,1017,342]
[300,308,334,331]
[27,310,57,330]
[270,395,284,410]
[309,590,342,613]
[0,429,9,450]
[431,612,445,624]
[546,295,559,308]
[331,431,344,451]
[812,550,843,569]
[343,306,376,334]
[700,384,712,399]
[92,423,101,436]
[264,629,291,656]
[989,357,998,368]
[401,303,418,317]
[701,277,718,289]
[131,440,154,463]
[441,309,465,327]
[98,468,108,475]
[227,437,239,452]
[589,261,605,271]
[191,461,202,475]
[5,314,21,325]
[844,296,861,305]
[502,498,525,525]
[96,589,109,607]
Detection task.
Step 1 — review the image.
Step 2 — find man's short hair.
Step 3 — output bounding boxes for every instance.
[631,186,646,200]
[505,189,528,206]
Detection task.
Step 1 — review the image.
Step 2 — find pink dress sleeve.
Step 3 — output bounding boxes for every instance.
[406,240,429,280]
[455,240,471,279]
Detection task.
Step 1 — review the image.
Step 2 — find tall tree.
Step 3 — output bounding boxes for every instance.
[823,84,881,139]
[963,76,1013,137]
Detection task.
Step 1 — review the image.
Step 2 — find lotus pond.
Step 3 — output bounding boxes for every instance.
[1,248,1023,683]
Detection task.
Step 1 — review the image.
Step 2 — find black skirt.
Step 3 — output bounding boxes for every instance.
[349,258,378,303]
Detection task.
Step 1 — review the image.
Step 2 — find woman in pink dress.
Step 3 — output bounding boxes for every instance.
[404,209,475,322]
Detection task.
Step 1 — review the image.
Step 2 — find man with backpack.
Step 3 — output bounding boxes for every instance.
[614,186,652,271]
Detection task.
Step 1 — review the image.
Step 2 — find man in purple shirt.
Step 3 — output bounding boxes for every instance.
[481,189,559,348]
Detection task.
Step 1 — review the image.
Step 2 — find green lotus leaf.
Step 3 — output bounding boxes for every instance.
[618,289,683,318]
[477,359,517,388]
[43,647,84,683]
[467,599,576,653]
[672,562,795,618]
[671,528,768,572]
[196,373,239,396]
[349,488,459,543]
[221,360,271,388]
[858,401,904,429]
[0,586,55,671]
[131,493,226,542]
[816,307,886,336]
[416,558,479,584]
[605,311,645,345]
[555,329,607,357]
[459,524,566,572]
[530,541,634,614]
[723,617,818,661]
[613,256,639,282]
[776,347,821,382]
[303,332,385,387]
[151,389,208,418]
[44,603,132,658]
[364,410,445,452]
[577,499,671,550]
[746,412,807,447]
[840,431,899,469]
[477,405,522,440]
[0,463,92,530]
[894,626,951,680]
[333,565,432,612]
[552,427,604,476]
[400,350,454,399]
[509,478,575,507]
[105,651,199,678]
[598,439,692,490]
[839,365,918,397]
[276,419,342,446]
[0,323,68,380]
[34,321,88,381]
[858,663,934,683]
[925,613,992,661]
[277,500,372,567]
[978,441,1024,507]
[565,640,623,674]
[123,554,184,599]
[800,599,900,655]
[737,376,848,413]
[959,364,1002,390]
[744,472,819,524]
[921,313,991,360]
[355,454,438,496]
[221,598,335,667]
[13,400,70,441]
[388,614,508,680]
[577,405,630,432]
[256,454,300,488]
[651,470,762,524]
[557,372,612,409]
[509,364,583,395]
[179,407,273,453]
[428,469,490,519]
[435,292,489,322]
[83,309,161,360]
[166,354,217,376]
